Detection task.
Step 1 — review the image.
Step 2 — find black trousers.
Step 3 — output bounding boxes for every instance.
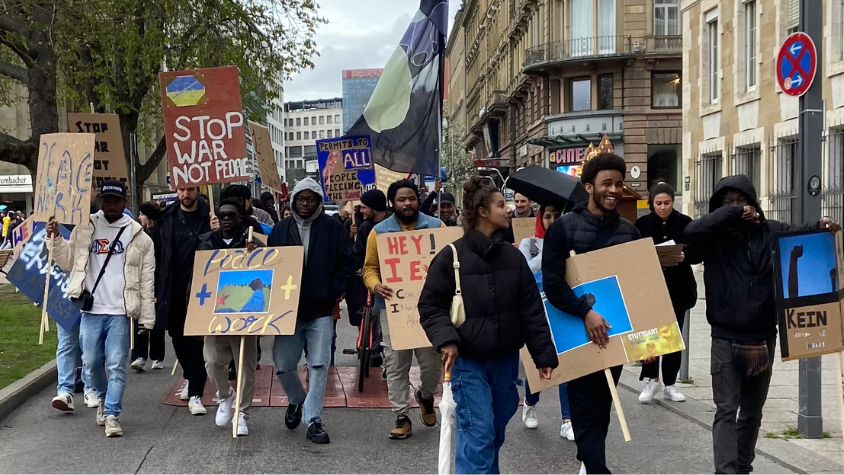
[170,332,207,398]
[711,337,775,474]
[640,307,687,385]
[131,328,166,361]
[567,364,623,474]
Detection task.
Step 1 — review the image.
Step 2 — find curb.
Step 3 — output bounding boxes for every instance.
[617,371,844,474]
[0,359,57,423]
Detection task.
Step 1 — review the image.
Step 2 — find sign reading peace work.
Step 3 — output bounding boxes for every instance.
[378,226,463,350]
[33,133,96,226]
[776,32,817,97]
[184,246,304,336]
[160,66,249,188]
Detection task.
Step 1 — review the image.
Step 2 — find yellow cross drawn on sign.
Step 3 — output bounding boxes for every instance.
[280,275,298,300]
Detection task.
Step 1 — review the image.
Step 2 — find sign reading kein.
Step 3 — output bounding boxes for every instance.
[159,66,249,188]
[184,246,305,336]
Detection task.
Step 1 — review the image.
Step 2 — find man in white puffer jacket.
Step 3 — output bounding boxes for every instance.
[47,180,155,437]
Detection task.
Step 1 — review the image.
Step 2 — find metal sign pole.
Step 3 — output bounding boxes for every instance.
[129,133,139,218]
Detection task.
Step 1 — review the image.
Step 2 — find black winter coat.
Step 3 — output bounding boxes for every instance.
[542,203,641,318]
[635,210,697,311]
[685,175,818,342]
[268,214,355,322]
[418,229,559,369]
[196,226,264,251]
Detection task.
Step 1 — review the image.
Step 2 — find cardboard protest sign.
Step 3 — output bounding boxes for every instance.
[33,133,96,226]
[772,230,844,361]
[523,239,683,391]
[248,121,282,192]
[66,113,129,189]
[160,66,248,188]
[317,136,372,202]
[12,216,34,254]
[7,222,81,331]
[378,227,463,350]
[184,246,304,336]
[512,217,535,244]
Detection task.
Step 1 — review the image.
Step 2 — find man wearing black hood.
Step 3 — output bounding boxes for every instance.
[685,174,839,474]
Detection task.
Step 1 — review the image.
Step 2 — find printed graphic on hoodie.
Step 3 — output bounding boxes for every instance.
[90,238,126,255]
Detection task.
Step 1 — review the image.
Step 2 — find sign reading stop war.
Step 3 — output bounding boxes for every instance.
[378,227,463,350]
[160,66,249,188]
[66,113,129,189]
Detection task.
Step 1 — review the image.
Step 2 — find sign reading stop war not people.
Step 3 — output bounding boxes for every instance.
[378,227,463,350]
[160,66,249,188]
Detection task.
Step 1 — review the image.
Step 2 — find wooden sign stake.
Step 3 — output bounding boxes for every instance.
[130,318,134,350]
[232,337,246,438]
[171,360,179,376]
[39,246,54,345]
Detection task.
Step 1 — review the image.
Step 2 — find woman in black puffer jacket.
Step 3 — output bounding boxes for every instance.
[419,176,558,474]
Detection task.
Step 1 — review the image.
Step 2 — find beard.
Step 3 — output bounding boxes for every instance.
[592,192,615,214]
[395,208,419,225]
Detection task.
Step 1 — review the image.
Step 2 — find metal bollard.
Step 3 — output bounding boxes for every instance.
[679,309,690,382]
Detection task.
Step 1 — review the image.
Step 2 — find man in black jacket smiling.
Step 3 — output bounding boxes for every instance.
[685,174,839,474]
[542,152,640,474]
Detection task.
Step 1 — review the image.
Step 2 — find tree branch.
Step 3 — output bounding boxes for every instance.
[0,57,27,82]
[0,31,33,67]
[0,130,35,168]
[0,14,28,37]
[138,136,167,183]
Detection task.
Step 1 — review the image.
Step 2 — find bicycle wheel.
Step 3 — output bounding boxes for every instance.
[358,306,372,392]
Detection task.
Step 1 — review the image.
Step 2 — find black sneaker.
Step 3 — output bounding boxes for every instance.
[285,403,303,430]
[306,419,330,444]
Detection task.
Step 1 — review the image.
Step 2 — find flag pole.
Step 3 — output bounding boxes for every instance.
[436,21,446,220]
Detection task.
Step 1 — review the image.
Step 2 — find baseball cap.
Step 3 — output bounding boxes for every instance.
[438,192,456,205]
[100,180,127,199]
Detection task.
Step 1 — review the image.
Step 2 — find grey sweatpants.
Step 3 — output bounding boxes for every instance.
[203,335,258,413]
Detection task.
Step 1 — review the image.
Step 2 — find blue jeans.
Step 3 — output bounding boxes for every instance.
[524,379,571,419]
[273,316,332,424]
[79,313,130,417]
[56,319,91,395]
[452,352,520,474]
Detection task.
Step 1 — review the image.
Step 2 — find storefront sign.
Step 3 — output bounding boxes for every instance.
[0,175,33,193]
[552,148,587,165]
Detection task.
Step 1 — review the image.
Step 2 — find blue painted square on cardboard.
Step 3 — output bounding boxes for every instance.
[537,272,633,354]
[6,222,81,331]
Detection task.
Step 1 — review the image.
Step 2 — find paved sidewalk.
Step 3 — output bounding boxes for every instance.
[621,270,844,474]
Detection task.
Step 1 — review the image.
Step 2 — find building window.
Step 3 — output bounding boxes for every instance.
[769,136,798,223]
[785,0,799,36]
[597,0,616,54]
[304,131,310,140]
[598,74,613,109]
[335,114,340,122]
[570,0,593,56]
[694,151,724,218]
[311,116,317,125]
[304,117,309,126]
[840,0,844,61]
[296,118,301,126]
[327,116,333,124]
[823,127,844,222]
[745,0,757,90]
[319,116,324,125]
[733,144,761,191]
[570,78,591,111]
[304,145,317,156]
[335,128,341,136]
[296,132,302,141]
[706,11,719,104]
[289,145,303,158]
[652,72,681,108]
[319,130,326,139]
[654,0,680,36]
[328,130,333,138]
[648,145,682,190]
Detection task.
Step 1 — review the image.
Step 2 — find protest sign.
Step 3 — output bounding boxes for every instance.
[66,113,129,189]
[7,223,81,331]
[184,246,304,336]
[248,121,282,192]
[772,230,844,361]
[522,239,683,391]
[33,133,95,226]
[317,136,371,202]
[378,227,463,350]
[160,66,248,188]
[12,216,34,254]
[512,217,535,244]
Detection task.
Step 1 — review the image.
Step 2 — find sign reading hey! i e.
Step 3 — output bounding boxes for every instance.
[33,133,95,226]
[160,66,249,188]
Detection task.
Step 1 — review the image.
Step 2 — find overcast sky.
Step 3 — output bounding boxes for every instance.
[283,0,462,101]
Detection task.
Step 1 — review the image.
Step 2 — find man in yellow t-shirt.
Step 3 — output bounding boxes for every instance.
[1,212,10,247]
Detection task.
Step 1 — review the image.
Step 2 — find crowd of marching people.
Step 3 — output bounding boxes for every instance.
[39,151,842,474]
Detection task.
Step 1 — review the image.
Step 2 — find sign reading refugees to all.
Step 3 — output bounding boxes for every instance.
[316,136,372,202]
[184,246,305,336]
[248,121,283,192]
[511,217,536,244]
[7,223,81,331]
[523,239,684,391]
[772,230,844,361]
[33,133,96,226]
[378,227,463,350]
[66,113,129,189]
[160,66,249,188]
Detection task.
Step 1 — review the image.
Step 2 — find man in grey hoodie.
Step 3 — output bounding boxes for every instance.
[267,178,355,445]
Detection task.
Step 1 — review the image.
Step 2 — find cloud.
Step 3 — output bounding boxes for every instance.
[283,0,463,101]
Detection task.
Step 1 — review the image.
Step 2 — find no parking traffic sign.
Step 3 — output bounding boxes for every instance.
[776,32,817,97]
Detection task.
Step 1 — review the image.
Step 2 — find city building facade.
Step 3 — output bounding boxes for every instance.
[341,69,382,134]
[283,97,343,184]
[266,87,286,189]
[682,0,844,224]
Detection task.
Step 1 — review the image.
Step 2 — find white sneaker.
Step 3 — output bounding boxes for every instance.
[51,393,74,411]
[236,412,248,436]
[579,462,587,474]
[130,357,146,372]
[215,393,235,427]
[188,396,207,415]
[151,360,164,370]
[179,380,189,400]
[522,402,539,429]
[638,379,661,404]
[83,388,100,408]
[560,420,575,441]
[104,415,123,437]
[96,401,106,426]
[664,384,687,402]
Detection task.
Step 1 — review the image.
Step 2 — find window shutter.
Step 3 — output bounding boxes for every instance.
[787,0,799,28]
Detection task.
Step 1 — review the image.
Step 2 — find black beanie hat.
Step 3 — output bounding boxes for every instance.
[360,189,387,212]
[648,182,676,211]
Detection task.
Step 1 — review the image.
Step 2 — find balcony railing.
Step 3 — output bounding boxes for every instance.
[524,36,633,68]
[645,35,682,54]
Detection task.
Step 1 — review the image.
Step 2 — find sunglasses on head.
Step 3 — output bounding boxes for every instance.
[218,212,239,220]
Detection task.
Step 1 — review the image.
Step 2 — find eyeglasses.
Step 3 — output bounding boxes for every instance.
[218,212,239,220]
[295,196,320,205]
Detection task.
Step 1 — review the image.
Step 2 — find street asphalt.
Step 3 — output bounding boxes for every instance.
[0,324,792,474]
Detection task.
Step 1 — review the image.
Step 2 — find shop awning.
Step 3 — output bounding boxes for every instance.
[528,132,624,150]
